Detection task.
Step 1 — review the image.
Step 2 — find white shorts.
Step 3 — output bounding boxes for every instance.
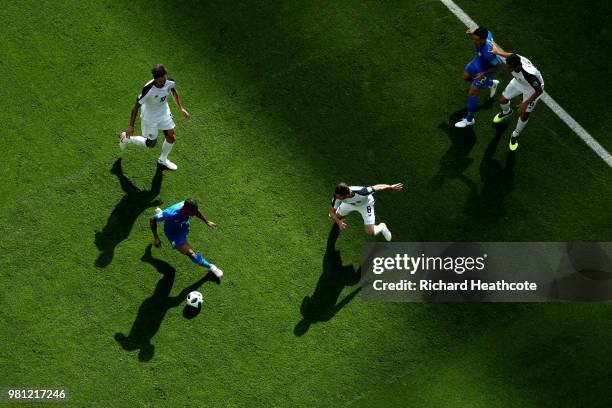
[502,79,543,113]
[141,114,175,140]
[336,202,375,225]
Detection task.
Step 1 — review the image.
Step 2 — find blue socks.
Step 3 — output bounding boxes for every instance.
[466,95,478,121]
[191,252,211,269]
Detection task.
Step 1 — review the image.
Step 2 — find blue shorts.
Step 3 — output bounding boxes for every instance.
[164,229,188,249]
[465,58,495,89]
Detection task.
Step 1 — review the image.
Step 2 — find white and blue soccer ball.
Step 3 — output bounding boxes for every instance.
[186,291,203,308]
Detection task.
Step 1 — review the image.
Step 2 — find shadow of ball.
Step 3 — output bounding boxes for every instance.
[183,305,201,319]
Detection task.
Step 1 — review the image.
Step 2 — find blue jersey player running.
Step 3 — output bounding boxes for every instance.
[150,198,223,278]
[455,27,502,128]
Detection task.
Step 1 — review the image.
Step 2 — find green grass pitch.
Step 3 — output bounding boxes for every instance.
[1,0,611,406]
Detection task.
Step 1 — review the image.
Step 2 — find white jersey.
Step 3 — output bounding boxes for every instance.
[332,186,374,208]
[137,78,176,122]
[512,56,544,91]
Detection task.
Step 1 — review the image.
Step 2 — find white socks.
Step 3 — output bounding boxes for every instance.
[371,223,392,241]
[501,101,511,114]
[159,140,174,161]
[373,224,383,236]
[128,136,147,147]
[125,135,175,161]
[514,118,529,137]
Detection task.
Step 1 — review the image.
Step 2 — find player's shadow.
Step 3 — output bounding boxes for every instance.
[428,102,492,193]
[114,245,217,362]
[94,158,164,268]
[294,224,361,336]
[465,123,515,219]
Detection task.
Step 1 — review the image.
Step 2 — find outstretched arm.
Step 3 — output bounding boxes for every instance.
[171,88,190,119]
[195,209,217,229]
[489,42,512,59]
[372,183,404,192]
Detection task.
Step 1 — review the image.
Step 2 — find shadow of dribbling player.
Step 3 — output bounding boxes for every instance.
[294,224,361,336]
[114,245,216,361]
[464,122,515,220]
[429,106,481,193]
[94,158,164,268]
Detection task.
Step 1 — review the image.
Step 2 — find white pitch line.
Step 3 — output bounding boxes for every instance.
[539,93,612,166]
[439,0,612,167]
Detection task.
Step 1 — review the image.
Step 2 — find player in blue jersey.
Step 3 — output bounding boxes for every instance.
[150,198,223,278]
[455,27,502,128]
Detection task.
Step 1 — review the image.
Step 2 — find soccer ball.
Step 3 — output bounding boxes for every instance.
[186,291,203,308]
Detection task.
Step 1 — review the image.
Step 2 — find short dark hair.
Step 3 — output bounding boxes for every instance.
[335,183,350,196]
[473,27,488,40]
[506,53,521,68]
[183,198,198,211]
[152,64,167,79]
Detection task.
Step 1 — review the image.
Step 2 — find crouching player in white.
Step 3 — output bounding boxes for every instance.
[489,44,544,151]
[150,198,223,278]
[329,183,403,241]
[120,64,190,170]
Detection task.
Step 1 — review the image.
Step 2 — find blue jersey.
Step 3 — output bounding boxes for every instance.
[474,31,501,70]
[155,201,190,235]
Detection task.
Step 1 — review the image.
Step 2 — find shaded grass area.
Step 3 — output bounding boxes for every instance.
[0,0,610,407]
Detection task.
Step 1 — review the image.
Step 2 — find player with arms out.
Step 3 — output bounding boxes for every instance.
[329,183,403,241]
[150,198,223,278]
[489,44,545,151]
[120,64,189,171]
[455,27,502,128]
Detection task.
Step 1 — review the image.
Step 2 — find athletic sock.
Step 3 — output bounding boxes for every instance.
[466,95,478,121]
[128,136,147,147]
[501,102,511,114]
[514,118,529,135]
[159,140,174,161]
[373,224,383,236]
[191,252,211,269]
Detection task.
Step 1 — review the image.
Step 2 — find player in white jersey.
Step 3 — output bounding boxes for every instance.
[329,182,403,241]
[119,65,190,170]
[489,44,544,151]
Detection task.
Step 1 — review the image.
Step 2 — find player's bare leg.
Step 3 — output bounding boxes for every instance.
[176,242,223,278]
[365,223,391,241]
[157,129,177,170]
